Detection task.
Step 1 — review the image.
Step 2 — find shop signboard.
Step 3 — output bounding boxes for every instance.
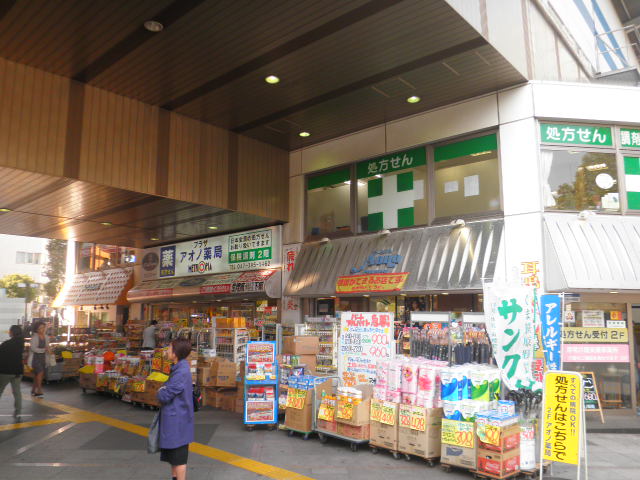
[561,327,628,343]
[142,226,282,280]
[620,128,640,148]
[562,344,629,363]
[541,371,583,465]
[483,283,540,391]
[580,372,601,411]
[338,312,394,387]
[581,310,605,327]
[540,294,562,371]
[356,146,426,179]
[606,320,626,328]
[281,244,301,325]
[336,272,409,293]
[540,123,613,146]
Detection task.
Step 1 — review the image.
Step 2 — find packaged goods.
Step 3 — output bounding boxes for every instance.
[443,400,463,421]
[498,400,516,416]
[401,363,418,394]
[519,423,536,470]
[375,360,389,387]
[387,361,403,392]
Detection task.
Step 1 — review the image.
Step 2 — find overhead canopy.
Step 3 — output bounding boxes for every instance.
[54,268,133,307]
[285,219,504,297]
[544,213,640,292]
[127,269,281,303]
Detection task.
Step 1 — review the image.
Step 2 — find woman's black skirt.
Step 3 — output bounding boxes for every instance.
[160,444,189,466]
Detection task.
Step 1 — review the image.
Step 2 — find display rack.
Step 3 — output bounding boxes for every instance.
[216,328,249,363]
[244,341,279,430]
[261,323,294,355]
[301,316,339,374]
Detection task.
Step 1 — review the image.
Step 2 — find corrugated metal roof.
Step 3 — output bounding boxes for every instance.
[544,213,640,291]
[285,219,503,296]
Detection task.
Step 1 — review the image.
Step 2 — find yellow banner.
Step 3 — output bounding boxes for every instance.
[441,419,474,448]
[336,272,409,293]
[562,327,628,343]
[542,372,582,465]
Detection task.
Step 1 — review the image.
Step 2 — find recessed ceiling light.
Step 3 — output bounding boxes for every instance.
[150,237,159,241]
[0,208,11,212]
[406,95,421,104]
[609,291,619,294]
[299,131,311,137]
[208,226,218,230]
[100,222,112,226]
[265,75,280,84]
[143,20,164,32]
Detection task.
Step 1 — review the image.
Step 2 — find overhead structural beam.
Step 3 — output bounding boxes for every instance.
[161,0,405,110]
[73,0,206,82]
[232,37,487,134]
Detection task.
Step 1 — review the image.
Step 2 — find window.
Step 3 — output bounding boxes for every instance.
[356,147,427,232]
[16,252,41,264]
[542,150,619,211]
[434,134,500,220]
[624,156,640,210]
[306,168,352,236]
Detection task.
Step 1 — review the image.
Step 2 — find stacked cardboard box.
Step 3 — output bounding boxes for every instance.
[196,358,238,388]
[476,423,521,477]
[79,372,97,390]
[369,401,399,451]
[282,336,320,355]
[398,406,443,459]
[441,420,477,470]
[335,384,372,441]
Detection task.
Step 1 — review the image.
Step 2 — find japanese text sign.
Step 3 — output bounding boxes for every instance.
[540,123,613,146]
[442,419,474,448]
[356,146,426,179]
[562,327,628,343]
[620,128,640,149]
[580,372,601,411]
[338,312,394,387]
[542,371,582,465]
[317,395,336,421]
[286,388,307,410]
[562,344,629,363]
[483,283,541,391]
[540,295,562,371]
[336,272,409,294]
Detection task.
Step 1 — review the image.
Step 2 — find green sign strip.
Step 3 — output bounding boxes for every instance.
[540,123,613,146]
[434,134,497,163]
[620,128,640,149]
[307,168,350,190]
[624,156,640,210]
[356,146,426,179]
[229,247,272,263]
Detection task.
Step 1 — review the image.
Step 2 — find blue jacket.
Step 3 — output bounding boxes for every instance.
[157,359,194,449]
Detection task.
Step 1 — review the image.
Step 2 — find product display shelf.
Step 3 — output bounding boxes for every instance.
[303,317,339,374]
[261,323,294,356]
[216,328,249,364]
[244,341,279,430]
[278,363,307,412]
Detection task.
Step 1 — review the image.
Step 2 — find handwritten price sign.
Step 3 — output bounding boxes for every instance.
[399,405,411,427]
[337,397,354,420]
[410,407,426,432]
[380,403,396,426]
[286,388,307,410]
[477,423,501,446]
[442,419,475,448]
[370,401,382,422]
[318,396,336,421]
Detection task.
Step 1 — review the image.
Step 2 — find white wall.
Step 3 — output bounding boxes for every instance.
[0,234,48,284]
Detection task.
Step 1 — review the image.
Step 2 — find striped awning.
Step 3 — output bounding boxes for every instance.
[53,267,133,307]
[285,219,504,297]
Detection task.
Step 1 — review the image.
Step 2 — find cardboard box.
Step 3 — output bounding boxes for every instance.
[197,367,215,387]
[441,444,477,470]
[370,402,399,451]
[235,398,245,414]
[282,336,320,355]
[220,392,236,411]
[477,448,520,477]
[79,373,97,390]
[337,422,370,440]
[203,387,217,407]
[285,389,314,432]
[317,418,338,433]
[398,408,443,459]
[215,360,237,387]
[336,384,373,427]
[478,423,521,453]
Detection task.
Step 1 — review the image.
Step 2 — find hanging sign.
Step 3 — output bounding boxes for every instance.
[540,294,562,371]
[338,312,395,387]
[542,371,583,465]
[483,283,540,391]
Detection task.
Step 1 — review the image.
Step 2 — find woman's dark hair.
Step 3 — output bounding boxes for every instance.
[32,321,45,333]
[150,320,158,325]
[9,325,23,338]
[171,337,191,361]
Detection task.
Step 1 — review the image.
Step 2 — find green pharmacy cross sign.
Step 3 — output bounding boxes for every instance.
[540,123,612,146]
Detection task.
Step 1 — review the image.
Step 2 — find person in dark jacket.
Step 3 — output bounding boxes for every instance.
[0,325,25,419]
[157,337,194,480]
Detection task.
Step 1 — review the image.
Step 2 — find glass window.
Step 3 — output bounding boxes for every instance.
[624,156,640,210]
[306,168,352,236]
[356,147,427,232]
[434,134,500,220]
[16,252,41,264]
[542,150,619,211]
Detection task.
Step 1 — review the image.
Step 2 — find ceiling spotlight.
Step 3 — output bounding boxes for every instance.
[208,226,218,230]
[609,291,619,294]
[100,222,112,226]
[265,75,280,84]
[299,131,311,137]
[150,237,159,241]
[0,208,12,212]
[406,95,421,104]
[143,20,164,32]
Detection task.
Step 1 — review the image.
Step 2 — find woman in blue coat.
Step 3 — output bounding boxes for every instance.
[157,337,194,480]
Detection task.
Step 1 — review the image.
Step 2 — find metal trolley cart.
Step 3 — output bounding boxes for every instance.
[243,341,279,431]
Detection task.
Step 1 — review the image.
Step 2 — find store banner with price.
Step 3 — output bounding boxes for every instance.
[441,419,475,448]
[380,402,397,426]
[338,312,395,386]
[476,423,501,446]
[286,388,307,410]
[317,395,336,421]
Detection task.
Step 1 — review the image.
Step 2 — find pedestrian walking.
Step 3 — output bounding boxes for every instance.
[0,325,25,420]
[142,320,158,349]
[28,321,49,397]
[157,337,194,480]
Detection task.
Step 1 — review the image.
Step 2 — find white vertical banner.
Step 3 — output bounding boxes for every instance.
[281,243,302,326]
[483,283,541,391]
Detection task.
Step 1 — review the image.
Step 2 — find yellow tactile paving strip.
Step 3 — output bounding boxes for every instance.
[4,398,315,480]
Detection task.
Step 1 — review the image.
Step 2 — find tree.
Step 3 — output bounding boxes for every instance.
[44,239,67,298]
[0,274,38,302]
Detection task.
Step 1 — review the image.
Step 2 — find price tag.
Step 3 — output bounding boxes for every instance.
[286,388,307,410]
[318,395,336,421]
[410,406,426,432]
[380,402,396,426]
[337,396,354,420]
[370,400,382,422]
[476,423,501,446]
[442,419,475,448]
[399,404,411,427]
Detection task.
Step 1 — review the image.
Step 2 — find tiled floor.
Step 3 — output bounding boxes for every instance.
[0,380,639,479]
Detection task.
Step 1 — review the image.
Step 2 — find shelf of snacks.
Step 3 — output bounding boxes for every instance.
[215,327,249,363]
[302,316,339,374]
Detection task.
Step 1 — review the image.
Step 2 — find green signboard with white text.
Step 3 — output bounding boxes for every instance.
[620,128,640,149]
[540,123,613,147]
[356,147,426,179]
